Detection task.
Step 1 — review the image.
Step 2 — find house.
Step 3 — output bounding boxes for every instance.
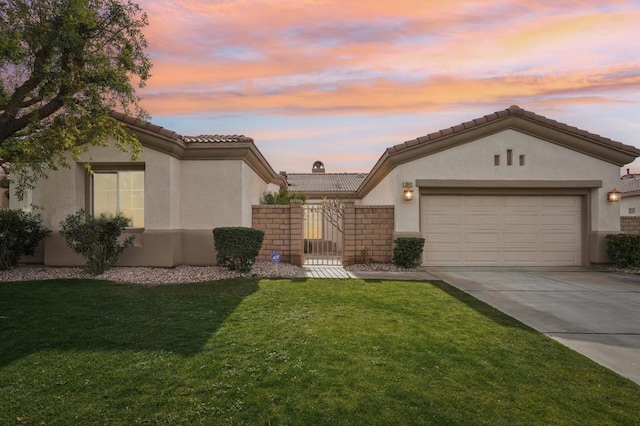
[619,171,640,217]
[285,105,640,267]
[11,111,283,267]
[12,105,640,267]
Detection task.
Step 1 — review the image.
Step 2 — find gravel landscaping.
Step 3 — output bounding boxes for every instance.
[0,262,305,284]
[0,262,425,284]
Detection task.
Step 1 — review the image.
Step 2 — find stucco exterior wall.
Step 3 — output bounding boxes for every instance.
[362,129,621,237]
[11,139,277,267]
[621,195,640,217]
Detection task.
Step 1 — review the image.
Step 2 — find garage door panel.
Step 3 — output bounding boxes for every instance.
[422,195,582,266]
[503,214,540,225]
[504,197,540,208]
[542,233,578,244]
[502,232,539,244]
[465,232,500,243]
[542,214,580,226]
[465,214,500,226]
[425,232,462,244]
[464,251,501,263]
[424,214,462,226]
[425,251,463,262]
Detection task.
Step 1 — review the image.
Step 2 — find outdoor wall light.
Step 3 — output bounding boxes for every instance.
[403,182,414,201]
[607,188,621,203]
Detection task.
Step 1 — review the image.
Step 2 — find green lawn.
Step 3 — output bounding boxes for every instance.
[1,278,638,425]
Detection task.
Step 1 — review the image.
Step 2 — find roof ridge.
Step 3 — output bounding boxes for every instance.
[110,110,180,140]
[181,134,254,143]
[387,105,640,156]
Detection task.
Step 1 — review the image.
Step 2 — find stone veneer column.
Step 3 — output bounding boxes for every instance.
[289,199,303,266]
[342,199,356,266]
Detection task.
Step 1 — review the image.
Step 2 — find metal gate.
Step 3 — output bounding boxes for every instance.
[303,200,344,265]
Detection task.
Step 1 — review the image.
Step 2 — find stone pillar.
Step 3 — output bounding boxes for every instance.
[290,199,303,266]
[342,199,356,266]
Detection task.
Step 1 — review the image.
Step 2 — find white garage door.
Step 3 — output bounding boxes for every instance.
[421,195,582,266]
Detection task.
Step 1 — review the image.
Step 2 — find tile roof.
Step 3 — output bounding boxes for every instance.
[110,111,253,144]
[619,177,640,194]
[287,173,368,192]
[181,135,254,143]
[110,110,180,140]
[387,105,640,156]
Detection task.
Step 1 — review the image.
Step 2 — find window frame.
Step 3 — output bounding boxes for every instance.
[85,163,146,229]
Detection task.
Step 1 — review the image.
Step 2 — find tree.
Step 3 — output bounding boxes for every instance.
[261,187,307,205]
[0,0,151,198]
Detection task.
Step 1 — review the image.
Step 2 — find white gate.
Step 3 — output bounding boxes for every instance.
[303,201,344,265]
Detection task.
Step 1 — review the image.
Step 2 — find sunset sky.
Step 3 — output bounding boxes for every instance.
[135,0,640,174]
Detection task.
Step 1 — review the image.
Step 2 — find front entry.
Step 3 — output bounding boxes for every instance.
[303,201,344,265]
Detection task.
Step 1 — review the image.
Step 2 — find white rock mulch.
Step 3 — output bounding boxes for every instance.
[0,261,304,285]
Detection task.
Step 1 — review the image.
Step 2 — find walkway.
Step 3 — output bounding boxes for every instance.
[303,266,353,279]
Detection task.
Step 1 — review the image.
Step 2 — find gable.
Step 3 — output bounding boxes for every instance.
[359,105,640,197]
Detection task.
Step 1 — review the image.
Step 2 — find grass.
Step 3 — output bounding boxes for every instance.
[1,278,639,425]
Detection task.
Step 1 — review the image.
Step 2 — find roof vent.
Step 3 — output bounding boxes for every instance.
[312,161,325,174]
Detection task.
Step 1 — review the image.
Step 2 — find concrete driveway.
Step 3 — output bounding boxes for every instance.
[428,268,640,386]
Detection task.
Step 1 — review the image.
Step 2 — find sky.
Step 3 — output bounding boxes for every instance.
[135,0,640,175]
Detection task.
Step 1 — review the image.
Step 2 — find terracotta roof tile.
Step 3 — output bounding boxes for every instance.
[620,177,640,193]
[287,173,368,193]
[110,111,256,145]
[109,110,180,140]
[181,135,254,143]
[393,105,640,157]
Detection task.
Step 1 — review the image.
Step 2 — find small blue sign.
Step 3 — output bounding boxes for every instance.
[271,251,282,264]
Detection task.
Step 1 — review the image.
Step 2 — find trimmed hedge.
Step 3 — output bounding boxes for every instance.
[0,209,50,270]
[605,234,640,267]
[213,227,265,273]
[392,237,425,268]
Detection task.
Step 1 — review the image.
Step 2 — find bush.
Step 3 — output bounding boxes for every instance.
[605,234,640,267]
[392,237,425,268]
[261,187,307,205]
[0,209,50,270]
[213,227,264,273]
[60,210,134,275]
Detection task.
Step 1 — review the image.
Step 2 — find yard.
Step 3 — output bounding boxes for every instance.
[1,278,638,425]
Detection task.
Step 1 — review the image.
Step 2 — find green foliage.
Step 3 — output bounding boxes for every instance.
[59,210,134,274]
[0,209,50,270]
[213,227,264,273]
[261,187,307,204]
[392,237,425,268]
[0,0,152,198]
[605,234,640,267]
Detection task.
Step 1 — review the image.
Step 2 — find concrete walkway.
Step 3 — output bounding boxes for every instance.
[427,268,640,386]
[303,266,353,279]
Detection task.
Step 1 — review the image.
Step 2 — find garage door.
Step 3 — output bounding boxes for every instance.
[421,195,582,266]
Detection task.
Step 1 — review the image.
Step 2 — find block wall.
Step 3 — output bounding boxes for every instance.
[621,216,640,233]
[351,205,395,265]
[252,204,293,263]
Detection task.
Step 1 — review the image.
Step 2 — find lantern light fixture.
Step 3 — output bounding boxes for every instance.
[402,182,414,201]
[607,188,621,203]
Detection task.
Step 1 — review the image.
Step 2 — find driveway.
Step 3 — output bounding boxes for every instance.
[428,268,640,386]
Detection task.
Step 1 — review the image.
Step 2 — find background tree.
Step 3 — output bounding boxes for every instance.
[0,0,151,198]
[261,187,307,205]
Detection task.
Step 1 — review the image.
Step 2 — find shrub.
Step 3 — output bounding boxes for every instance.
[60,210,134,275]
[213,227,264,273]
[0,209,50,270]
[392,237,425,268]
[605,234,640,267]
[261,187,307,205]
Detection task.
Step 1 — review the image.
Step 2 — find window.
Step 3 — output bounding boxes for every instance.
[92,170,145,227]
